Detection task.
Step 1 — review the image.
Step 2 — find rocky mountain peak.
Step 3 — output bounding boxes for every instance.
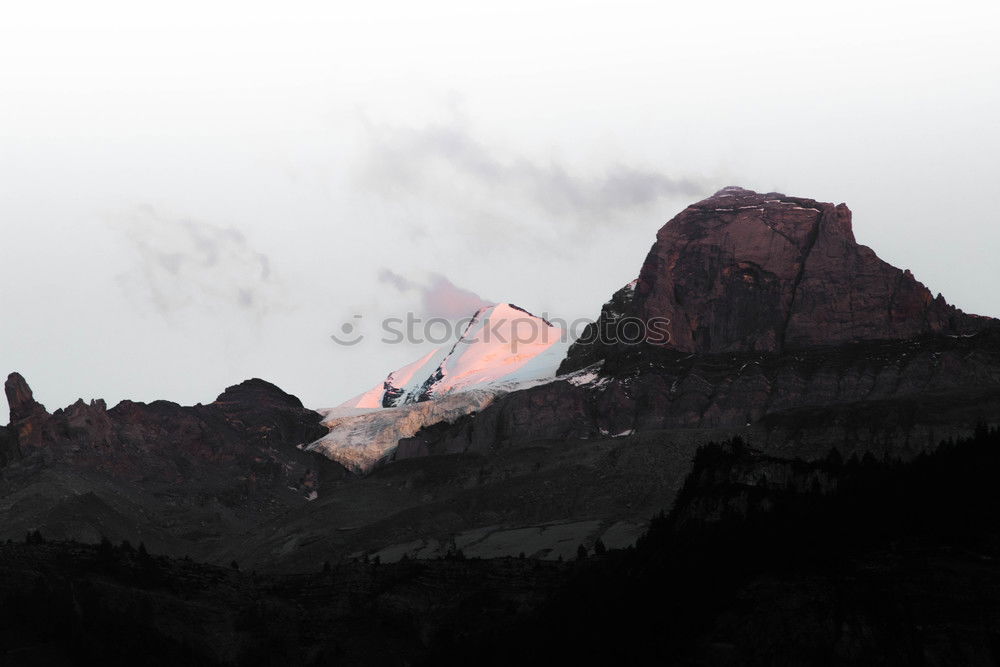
[562,187,990,373]
[694,186,855,242]
[213,378,306,409]
[4,372,46,424]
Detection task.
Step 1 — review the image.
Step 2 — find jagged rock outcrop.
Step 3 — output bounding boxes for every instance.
[561,187,988,373]
[4,372,50,451]
[2,376,331,468]
[5,372,45,422]
[0,374,346,557]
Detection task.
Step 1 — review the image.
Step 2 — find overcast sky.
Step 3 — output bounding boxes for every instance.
[2,0,998,417]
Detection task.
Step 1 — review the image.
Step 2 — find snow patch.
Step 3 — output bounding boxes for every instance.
[307,388,502,473]
[568,371,600,386]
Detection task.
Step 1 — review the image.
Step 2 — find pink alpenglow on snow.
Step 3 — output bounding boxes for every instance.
[339,303,570,409]
[340,347,448,409]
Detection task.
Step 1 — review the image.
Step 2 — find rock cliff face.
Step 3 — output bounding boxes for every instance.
[0,424,16,468]
[401,332,1000,462]
[561,187,987,373]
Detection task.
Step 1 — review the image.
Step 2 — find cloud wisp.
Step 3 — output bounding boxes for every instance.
[114,206,280,319]
[379,269,493,320]
[357,120,707,222]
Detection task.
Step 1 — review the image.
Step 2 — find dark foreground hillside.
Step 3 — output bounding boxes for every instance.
[2,427,1000,666]
[448,425,1000,666]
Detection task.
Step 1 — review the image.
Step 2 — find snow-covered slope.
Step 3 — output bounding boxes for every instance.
[340,303,570,409]
[339,347,450,409]
[311,304,572,472]
[307,389,501,473]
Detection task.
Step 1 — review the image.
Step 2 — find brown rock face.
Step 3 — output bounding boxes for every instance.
[640,186,989,352]
[5,372,51,451]
[564,187,988,373]
[5,372,46,423]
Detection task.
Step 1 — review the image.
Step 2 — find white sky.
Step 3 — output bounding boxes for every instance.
[2,0,999,416]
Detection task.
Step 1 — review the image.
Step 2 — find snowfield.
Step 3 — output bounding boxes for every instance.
[340,303,571,409]
[311,303,580,472]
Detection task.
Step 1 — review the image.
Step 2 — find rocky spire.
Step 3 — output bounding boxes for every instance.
[5,372,46,424]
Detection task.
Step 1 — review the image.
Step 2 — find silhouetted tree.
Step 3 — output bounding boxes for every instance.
[594,539,607,556]
[97,534,117,573]
[444,538,466,561]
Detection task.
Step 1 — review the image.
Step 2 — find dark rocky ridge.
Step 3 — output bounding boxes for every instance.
[0,372,709,570]
[398,331,1000,463]
[0,373,347,560]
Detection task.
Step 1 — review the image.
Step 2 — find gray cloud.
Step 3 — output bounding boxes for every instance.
[379,269,493,319]
[357,120,706,221]
[114,206,279,318]
[377,268,417,292]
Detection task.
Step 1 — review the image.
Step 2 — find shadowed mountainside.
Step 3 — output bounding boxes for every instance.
[3,428,999,666]
[0,373,348,561]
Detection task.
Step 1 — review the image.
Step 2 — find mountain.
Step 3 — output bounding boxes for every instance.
[0,372,347,560]
[561,186,988,372]
[243,185,998,571]
[340,303,570,408]
[391,187,1000,466]
[310,303,571,472]
[2,186,998,589]
[4,187,995,572]
[3,186,999,664]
